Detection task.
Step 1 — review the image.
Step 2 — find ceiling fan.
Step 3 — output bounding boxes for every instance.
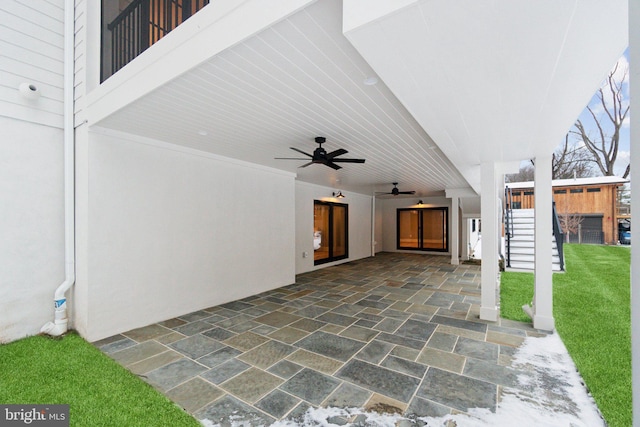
[275,137,366,170]
[378,182,416,196]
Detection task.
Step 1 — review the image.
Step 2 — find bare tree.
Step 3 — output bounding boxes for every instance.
[552,135,593,179]
[560,213,584,243]
[505,137,593,183]
[558,198,584,243]
[569,60,630,178]
[505,163,535,183]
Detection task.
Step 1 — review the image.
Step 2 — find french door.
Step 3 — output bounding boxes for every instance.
[314,201,348,265]
[397,207,448,252]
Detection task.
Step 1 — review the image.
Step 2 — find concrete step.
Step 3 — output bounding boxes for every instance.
[510,216,535,223]
[511,252,560,262]
[505,239,555,246]
[507,261,563,271]
[510,209,535,217]
[505,239,558,251]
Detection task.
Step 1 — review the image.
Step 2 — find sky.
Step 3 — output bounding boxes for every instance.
[569,49,630,178]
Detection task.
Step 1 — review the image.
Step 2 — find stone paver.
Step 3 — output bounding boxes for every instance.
[96,252,553,425]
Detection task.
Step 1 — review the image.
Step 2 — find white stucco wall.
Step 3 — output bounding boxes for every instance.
[295,182,373,274]
[379,196,451,256]
[0,117,65,342]
[75,129,296,341]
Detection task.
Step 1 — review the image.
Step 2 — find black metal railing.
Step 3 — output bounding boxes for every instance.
[505,186,514,268]
[107,0,209,76]
[552,201,565,271]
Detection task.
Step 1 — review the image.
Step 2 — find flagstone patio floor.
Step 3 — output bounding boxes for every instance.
[93,252,553,426]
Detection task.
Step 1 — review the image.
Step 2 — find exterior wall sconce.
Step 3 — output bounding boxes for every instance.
[333,191,345,198]
[417,200,423,205]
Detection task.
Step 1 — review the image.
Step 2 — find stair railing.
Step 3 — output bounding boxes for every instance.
[505,186,513,268]
[552,201,565,271]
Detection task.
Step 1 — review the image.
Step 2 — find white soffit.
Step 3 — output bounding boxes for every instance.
[344,0,628,191]
[94,0,469,197]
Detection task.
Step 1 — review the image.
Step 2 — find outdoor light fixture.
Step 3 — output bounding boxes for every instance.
[333,191,345,198]
[417,200,423,205]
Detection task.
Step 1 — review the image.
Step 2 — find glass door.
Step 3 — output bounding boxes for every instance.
[397,207,448,252]
[314,201,349,264]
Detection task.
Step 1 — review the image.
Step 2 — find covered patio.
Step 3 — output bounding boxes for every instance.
[94,253,600,425]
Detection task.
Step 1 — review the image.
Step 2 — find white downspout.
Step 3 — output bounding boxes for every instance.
[41,0,75,336]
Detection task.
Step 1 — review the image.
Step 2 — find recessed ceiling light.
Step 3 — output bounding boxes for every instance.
[363,76,378,86]
[198,130,208,136]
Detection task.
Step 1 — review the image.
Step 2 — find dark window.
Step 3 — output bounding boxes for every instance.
[314,200,348,265]
[554,189,567,194]
[397,207,448,252]
[471,219,476,232]
[570,189,583,193]
[524,191,534,196]
[512,201,522,209]
[512,191,521,196]
[587,188,601,193]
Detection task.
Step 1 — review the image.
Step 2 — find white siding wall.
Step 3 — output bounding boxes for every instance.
[75,129,296,342]
[295,182,373,274]
[0,118,65,342]
[0,0,65,128]
[0,0,66,342]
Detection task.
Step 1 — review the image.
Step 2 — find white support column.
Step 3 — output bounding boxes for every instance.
[461,217,469,261]
[450,196,459,265]
[533,155,555,331]
[480,162,499,322]
[629,2,639,424]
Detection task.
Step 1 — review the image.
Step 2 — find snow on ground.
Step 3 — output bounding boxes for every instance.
[201,333,604,427]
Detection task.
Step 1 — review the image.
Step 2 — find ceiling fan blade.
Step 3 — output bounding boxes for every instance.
[298,162,314,168]
[332,158,366,163]
[326,148,348,159]
[397,191,416,194]
[325,161,342,170]
[289,147,313,157]
[274,157,310,160]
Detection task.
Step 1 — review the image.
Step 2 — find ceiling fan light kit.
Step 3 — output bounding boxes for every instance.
[275,136,366,170]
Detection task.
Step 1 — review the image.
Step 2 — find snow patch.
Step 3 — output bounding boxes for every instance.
[200,334,604,426]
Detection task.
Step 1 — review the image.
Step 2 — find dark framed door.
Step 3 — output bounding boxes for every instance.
[314,200,348,265]
[397,207,448,252]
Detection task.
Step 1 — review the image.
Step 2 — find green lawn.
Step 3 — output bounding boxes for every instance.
[500,244,631,427]
[0,332,200,427]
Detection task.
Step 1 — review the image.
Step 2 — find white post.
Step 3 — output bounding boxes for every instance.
[533,155,555,331]
[629,1,639,424]
[461,217,469,261]
[480,162,499,321]
[450,196,459,265]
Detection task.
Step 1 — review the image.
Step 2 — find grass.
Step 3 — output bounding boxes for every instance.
[500,244,631,427]
[0,332,201,427]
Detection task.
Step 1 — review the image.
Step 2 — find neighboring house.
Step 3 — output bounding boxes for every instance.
[1,0,630,353]
[507,176,629,245]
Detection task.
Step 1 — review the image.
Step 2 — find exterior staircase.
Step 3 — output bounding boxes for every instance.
[506,209,563,272]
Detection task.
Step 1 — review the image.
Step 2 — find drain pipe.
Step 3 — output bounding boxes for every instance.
[41,0,75,336]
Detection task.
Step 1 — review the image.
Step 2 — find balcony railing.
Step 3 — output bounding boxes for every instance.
[105,0,209,80]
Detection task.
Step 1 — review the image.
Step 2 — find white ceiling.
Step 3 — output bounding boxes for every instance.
[344,0,628,191]
[96,0,468,198]
[94,0,628,197]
